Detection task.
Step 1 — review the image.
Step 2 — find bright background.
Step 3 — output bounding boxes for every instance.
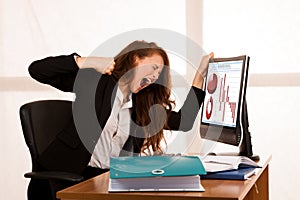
[1,0,299,199]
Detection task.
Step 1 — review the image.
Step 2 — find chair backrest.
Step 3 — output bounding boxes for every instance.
[20,100,73,171]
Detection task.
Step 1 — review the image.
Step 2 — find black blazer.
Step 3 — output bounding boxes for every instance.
[28,53,206,174]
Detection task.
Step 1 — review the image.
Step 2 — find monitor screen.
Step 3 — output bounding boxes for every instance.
[200,55,249,146]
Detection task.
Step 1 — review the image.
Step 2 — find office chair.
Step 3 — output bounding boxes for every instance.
[20,100,84,200]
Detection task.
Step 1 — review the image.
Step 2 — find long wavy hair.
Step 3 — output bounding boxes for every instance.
[112,40,175,154]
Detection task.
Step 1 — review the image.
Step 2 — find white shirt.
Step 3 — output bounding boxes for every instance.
[88,87,132,169]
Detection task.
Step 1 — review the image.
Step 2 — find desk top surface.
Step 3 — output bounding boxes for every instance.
[57,155,271,200]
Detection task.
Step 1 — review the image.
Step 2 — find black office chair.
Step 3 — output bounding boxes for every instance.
[20,100,84,200]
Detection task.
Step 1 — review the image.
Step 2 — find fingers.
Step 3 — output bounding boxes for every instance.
[203,52,214,66]
[103,61,115,75]
[204,52,214,62]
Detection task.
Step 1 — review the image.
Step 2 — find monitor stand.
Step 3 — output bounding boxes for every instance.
[238,101,260,161]
[207,101,260,161]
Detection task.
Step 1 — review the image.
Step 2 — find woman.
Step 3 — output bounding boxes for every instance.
[28,40,213,198]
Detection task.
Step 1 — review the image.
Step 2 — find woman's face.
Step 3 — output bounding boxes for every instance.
[130,53,164,93]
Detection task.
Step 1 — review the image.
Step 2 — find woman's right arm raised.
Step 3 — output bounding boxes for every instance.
[28,53,115,92]
[29,53,80,92]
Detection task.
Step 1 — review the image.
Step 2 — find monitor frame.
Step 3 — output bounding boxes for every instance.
[200,55,259,160]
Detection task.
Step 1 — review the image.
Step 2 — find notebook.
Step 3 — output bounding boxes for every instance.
[201,167,257,180]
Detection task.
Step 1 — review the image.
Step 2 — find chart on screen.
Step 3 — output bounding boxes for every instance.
[202,60,243,128]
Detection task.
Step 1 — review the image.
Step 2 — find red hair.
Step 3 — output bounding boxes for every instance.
[112,40,175,154]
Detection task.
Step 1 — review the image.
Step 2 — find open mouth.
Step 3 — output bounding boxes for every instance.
[140,77,152,88]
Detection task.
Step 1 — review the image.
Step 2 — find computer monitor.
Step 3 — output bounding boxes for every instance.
[200,55,259,160]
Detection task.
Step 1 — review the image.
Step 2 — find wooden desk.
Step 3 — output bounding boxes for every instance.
[57,156,270,200]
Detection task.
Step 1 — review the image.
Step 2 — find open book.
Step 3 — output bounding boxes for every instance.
[202,155,260,173]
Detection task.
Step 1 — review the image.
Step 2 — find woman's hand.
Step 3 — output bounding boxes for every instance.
[76,57,115,75]
[192,52,214,89]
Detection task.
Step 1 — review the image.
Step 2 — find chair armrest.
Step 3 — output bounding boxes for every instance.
[24,171,84,182]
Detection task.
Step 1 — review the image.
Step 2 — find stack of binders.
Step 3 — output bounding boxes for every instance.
[108,155,206,192]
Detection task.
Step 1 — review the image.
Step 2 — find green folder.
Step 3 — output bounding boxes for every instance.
[110,155,206,179]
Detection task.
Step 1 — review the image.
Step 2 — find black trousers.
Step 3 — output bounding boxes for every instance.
[27,166,109,200]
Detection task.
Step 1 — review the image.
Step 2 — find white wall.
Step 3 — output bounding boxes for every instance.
[0,0,186,76]
[202,0,300,74]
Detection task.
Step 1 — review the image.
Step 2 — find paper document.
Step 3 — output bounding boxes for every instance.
[202,155,260,172]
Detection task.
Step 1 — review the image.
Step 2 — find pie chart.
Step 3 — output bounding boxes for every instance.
[207,73,218,94]
[206,96,213,120]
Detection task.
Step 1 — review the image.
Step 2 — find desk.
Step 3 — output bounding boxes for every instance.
[57,156,270,200]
